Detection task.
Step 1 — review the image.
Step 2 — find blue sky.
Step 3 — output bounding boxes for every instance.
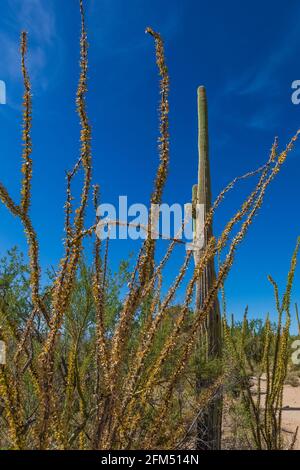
[0,0,300,329]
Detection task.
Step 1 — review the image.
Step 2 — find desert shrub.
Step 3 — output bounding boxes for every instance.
[223,239,300,449]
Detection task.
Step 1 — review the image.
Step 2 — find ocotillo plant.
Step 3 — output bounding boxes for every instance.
[223,238,300,449]
[193,86,222,450]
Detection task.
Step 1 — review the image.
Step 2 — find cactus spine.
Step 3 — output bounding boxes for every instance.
[193,86,222,450]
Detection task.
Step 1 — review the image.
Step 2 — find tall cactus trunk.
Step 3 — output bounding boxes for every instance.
[193,86,222,450]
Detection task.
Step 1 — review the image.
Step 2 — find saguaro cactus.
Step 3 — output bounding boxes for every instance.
[193,86,222,450]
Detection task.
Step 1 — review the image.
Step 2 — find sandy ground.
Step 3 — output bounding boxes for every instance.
[222,376,300,449]
[281,382,300,449]
[251,376,300,449]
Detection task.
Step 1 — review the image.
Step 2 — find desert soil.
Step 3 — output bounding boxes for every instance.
[253,376,300,449]
[222,376,300,449]
[281,382,300,449]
